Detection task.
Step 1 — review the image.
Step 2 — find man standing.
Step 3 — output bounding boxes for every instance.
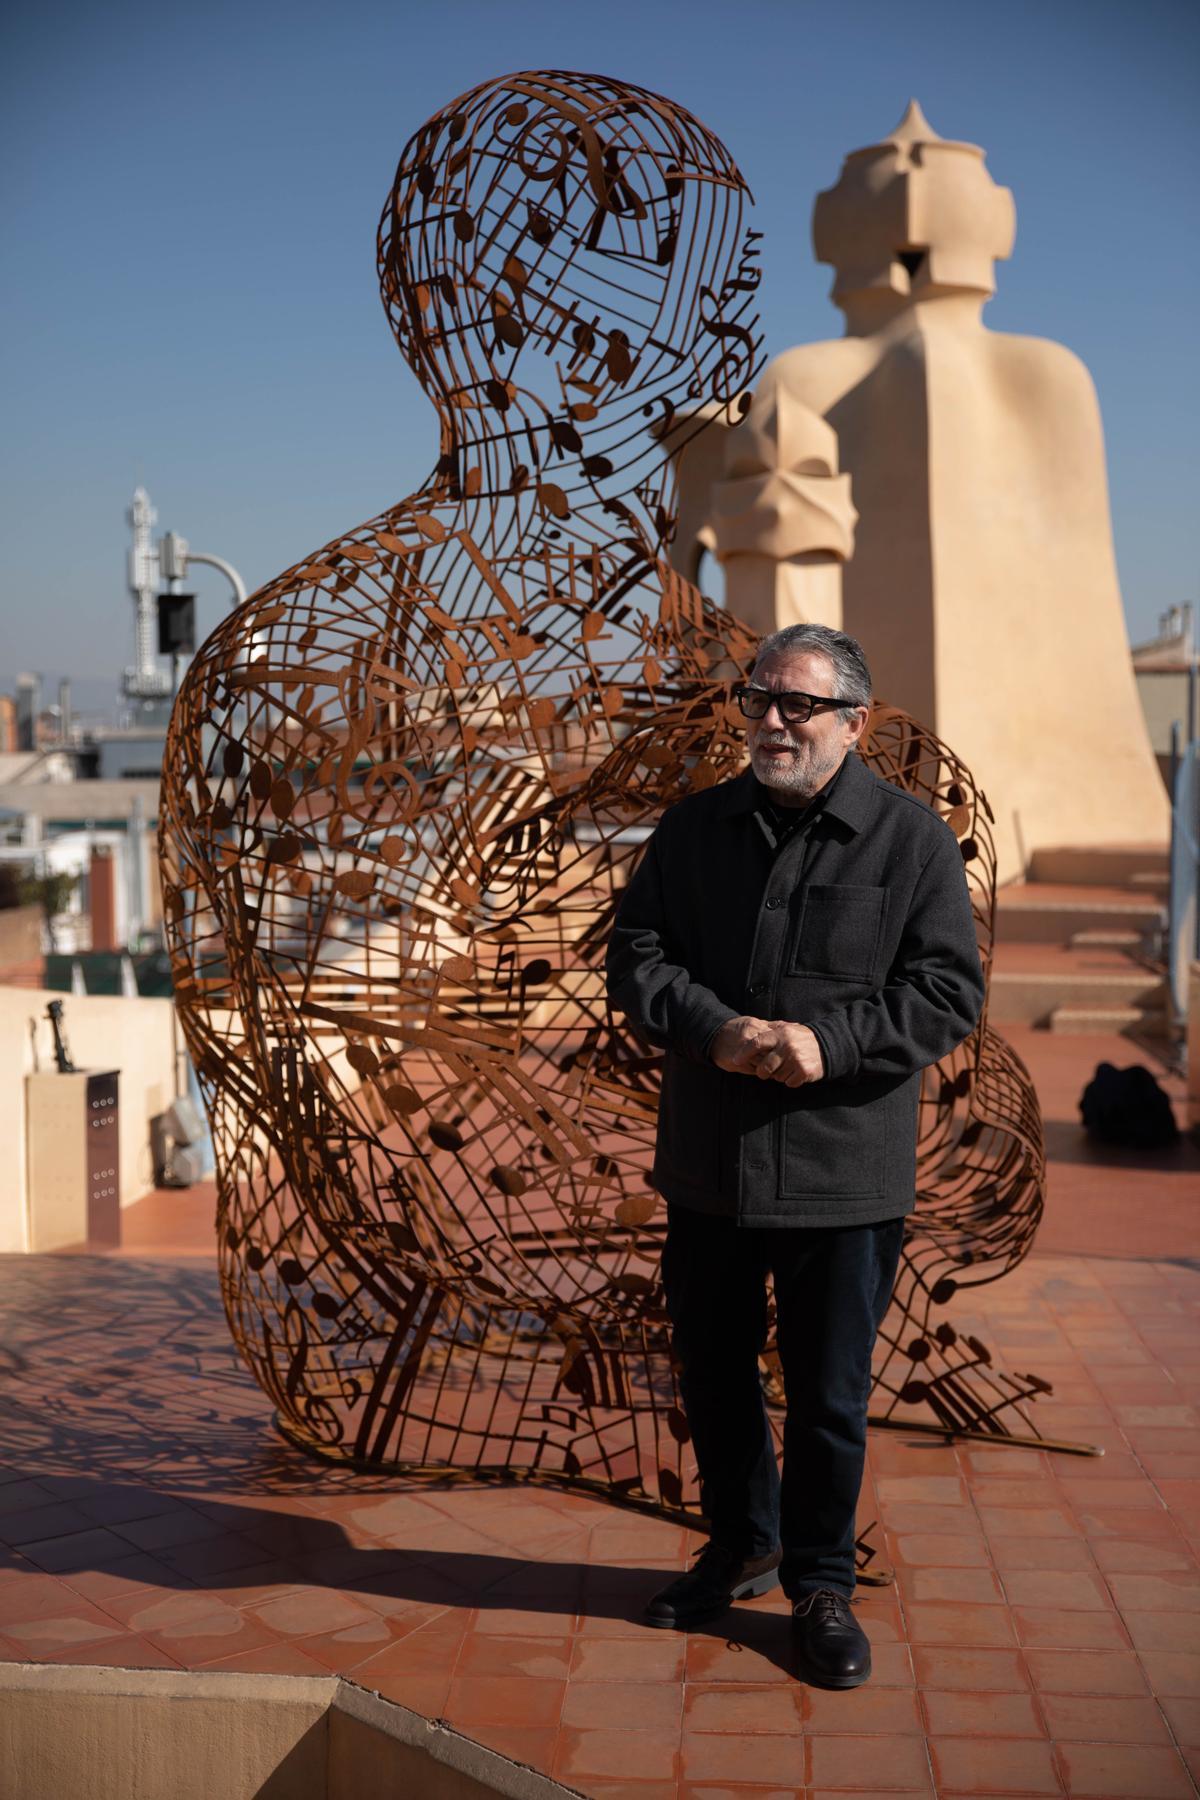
[605,623,984,1688]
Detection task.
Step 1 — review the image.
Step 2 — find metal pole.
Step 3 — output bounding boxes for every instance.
[184,549,247,607]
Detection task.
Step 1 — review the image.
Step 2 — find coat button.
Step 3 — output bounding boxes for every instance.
[765,898,782,910]
[748,982,766,998]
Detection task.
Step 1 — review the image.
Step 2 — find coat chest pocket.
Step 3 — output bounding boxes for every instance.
[790,884,887,981]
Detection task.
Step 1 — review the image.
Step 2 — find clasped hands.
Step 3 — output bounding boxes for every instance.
[710,1015,825,1087]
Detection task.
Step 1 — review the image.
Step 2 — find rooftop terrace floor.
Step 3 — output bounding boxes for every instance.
[2,1024,1197,1798]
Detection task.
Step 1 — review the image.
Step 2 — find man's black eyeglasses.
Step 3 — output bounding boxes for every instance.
[733,684,850,725]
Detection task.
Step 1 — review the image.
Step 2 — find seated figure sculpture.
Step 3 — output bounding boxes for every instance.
[161,70,1046,1540]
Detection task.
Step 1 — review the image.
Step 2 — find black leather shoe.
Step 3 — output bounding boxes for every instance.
[643,1542,782,1629]
[791,1589,871,1688]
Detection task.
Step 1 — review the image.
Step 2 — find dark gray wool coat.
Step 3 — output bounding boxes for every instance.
[605,752,985,1228]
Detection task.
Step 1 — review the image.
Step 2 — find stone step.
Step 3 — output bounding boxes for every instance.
[989,942,1167,1027]
[995,882,1165,946]
[1048,1004,1168,1037]
[1027,844,1169,887]
[1067,928,1147,951]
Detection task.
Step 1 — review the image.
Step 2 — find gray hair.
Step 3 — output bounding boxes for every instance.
[752,623,872,713]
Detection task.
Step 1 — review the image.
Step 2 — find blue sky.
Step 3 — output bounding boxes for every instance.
[2,0,1197,709]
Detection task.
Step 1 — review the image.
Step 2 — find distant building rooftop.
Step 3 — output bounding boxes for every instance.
[0,750,74,786]
[1132,603,1197,673]
[0,778,159,828]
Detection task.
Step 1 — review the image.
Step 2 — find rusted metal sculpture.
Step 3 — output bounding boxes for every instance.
[160,71,1048,1560]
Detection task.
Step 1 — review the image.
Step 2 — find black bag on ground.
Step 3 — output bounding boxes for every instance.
[1079,1061,1180,1150]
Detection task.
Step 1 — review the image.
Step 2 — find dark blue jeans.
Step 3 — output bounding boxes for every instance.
[662,1204,906,1598]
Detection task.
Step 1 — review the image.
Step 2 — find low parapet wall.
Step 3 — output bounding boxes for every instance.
[0,1663,576,1800]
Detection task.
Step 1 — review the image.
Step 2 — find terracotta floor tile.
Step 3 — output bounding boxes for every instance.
[809,1792,928,1800]
[203,1640,332,1677]
[1136,1650,1200,1698]
[154,1534,273,1582]
[0,1572,106,1628]
[1157,1695,1200,1747]
[2,1601,129,1654]
[460,1632,574,1681]
[977,1507,1080,1541]
[1055,1741,1193,1797]
[895,1566,1006,1605]
[1059,1479,1165,1513]
[911,1647,1030,1692]
[1,1502,93,1544]
[564,1631,686,1685]
[13,1526,134,1574]
[922,1689,1044,1737]
[104,1582,240,1640]
[193,1562,313,1611]
[248,1588,379,1639]
[904,1602,1017,1647]
[1000,1571,1112,1612]
[75,1489,182,1528]
[1012,1609,1129,1651]
[1049,1455,1143,1485]
[347,1615,466,1687]
[807,1731,932,1790]
[875,1475,968,1506]
[800,1684,923,1734]
[1088,1538,1194,1575]
[274,1614,400,1675]
[964,1450,1052,1478]
[969,1479,1068,1510]
[877,1503,982,1536]
[684,1633,791,1686]
[469,1603,578,1636]
[0,1480,56,1516]
[988,1538,1098,1574]
[1105,1571,1200,1612]
[58,1553,195,1606]
[683,1683,800,1734]
[111,1509,227,1554]
[1112,1406,1197,1430]
[143,1608,285,1663]
[561,1678,682,1733]
[1075,1509,1191,1542]
[556,1723,679,1783]
[865,1641,916,1688]
[1023,1651,1149,1696]
[575,1611,660,1639]
[1038,1692,1171,1745]
[929,1736,1063,1795]
[586,1780,677,1799]
[890,1532,992,1568]
[463,1721,561,1773]
[40,1632,181,1670]
[1138,1454,1200,1480]
[444,1672,566,1729]
[357,1670,453,1718]
[1120,1611,1200,1654]
[679,1731,806,1787]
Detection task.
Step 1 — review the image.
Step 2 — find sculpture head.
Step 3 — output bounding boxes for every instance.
[813,100,1015,328]
[378,70,763,534]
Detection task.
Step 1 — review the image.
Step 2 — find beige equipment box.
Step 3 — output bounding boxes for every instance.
[25,1070,120,1252]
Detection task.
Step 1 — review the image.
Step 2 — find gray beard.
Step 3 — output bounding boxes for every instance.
[751,738,844,801]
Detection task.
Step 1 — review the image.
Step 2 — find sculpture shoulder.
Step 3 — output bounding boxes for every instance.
[979,329,1100,404]
[755,337,880,413]
[179,492,467,687]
